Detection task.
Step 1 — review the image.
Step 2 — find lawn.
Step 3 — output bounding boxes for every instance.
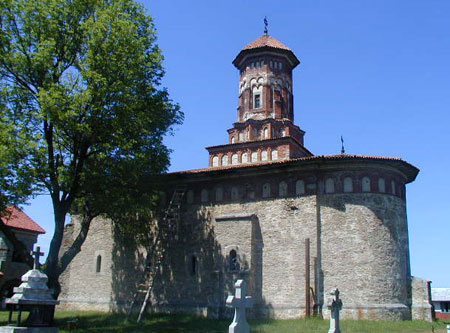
[0,311,448,332]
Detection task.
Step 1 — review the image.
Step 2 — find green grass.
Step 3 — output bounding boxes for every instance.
[0,311,448,332]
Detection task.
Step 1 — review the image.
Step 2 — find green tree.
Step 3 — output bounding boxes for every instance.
[0,0,182,294]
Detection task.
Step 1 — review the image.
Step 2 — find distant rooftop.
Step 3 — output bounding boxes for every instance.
[431,288,450,301]
[1,206,46,234]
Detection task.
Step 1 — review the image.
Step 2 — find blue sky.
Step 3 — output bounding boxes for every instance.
[24,1,450,287]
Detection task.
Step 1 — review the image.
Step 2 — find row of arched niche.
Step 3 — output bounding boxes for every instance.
[185,176,401,204]
[212,148,279,167]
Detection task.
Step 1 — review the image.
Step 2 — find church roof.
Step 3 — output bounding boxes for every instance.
[242,35,292,51]
[233,34,300,68]
[1,206,46,234]
[168,154,419,183]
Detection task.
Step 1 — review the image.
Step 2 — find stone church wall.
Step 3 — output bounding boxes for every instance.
[59,183,413,320]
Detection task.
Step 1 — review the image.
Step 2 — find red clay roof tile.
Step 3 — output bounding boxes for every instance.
[1,206,46,234]
[242,35,292,51]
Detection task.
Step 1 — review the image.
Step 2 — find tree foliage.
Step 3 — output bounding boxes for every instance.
[0,0,182,294]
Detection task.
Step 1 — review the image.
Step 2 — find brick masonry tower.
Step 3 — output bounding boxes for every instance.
[206,34,313,168]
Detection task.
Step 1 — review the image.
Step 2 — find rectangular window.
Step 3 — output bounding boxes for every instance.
[254,94,261,108]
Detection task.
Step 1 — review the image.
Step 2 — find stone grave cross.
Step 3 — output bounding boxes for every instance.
[226,279,253,333]
[32,246,44,270]
[327,288,343,333]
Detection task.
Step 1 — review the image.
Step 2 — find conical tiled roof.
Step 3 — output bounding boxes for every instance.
[242,35,292,51]
[233,34,300,68]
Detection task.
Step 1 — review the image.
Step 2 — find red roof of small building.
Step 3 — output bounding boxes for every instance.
[1,206,46,234]
[242,35,292,51]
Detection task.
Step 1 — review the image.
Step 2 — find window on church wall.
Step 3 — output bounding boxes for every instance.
[325,178,335,194]
[296,180,305,195]
[281,128,286,137]
[261,150,268,161]
[362,177,371,192]
[190,255,198,276]
[222,155,229,166]
[279,62,283,69]
[272,149,278,160]
[231,186,239,201]
[262,183,271,198]
[251,152,257,162]
[96,255,102,273]
[229,250,240,273]
[270,60,273,68]
[215,187,223,202]
[239,132,244,142]
[186,190,194,204]
[391,180,396,195]
[279,181,288,197]
[212,156,219,167]
[264,127,269,138]
[242,152,248,163]
[378,178,386,193]
[231,136,236,144]
[343,177,353,193]
[201,189,208,203]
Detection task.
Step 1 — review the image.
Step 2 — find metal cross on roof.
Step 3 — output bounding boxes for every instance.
[264,16,268,35]
[341,135,345,154]
[32,246,44,270]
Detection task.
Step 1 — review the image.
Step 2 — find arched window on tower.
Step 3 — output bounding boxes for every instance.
[272,149,278,160]
[242,152,248,163]
[232,153,238,165]
[264,127,269,139]
[261,150,268,161]
[212,156,219,167]
[222,155,229,166]
[251,151,258,162]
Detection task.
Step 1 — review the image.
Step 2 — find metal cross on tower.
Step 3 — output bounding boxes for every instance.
[264,16,268,35]
[32,246,44,270]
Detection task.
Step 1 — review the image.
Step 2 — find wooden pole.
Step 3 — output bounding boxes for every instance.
[305,238,311,317]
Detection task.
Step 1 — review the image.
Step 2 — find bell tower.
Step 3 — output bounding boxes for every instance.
[206,32,312,168]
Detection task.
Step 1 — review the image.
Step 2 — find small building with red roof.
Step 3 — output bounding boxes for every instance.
[0,206,45,300]
[59,31,430,321]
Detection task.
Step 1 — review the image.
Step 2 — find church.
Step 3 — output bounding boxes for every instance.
[58,32,432,320]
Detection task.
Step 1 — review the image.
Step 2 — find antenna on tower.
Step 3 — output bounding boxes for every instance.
[340,135,345,154]
[264,16,269,35]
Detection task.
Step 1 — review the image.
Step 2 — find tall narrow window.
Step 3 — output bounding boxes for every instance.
[229,250,239,272]
[279,181,288,197]
[96,255,102,273]
[254,94,261,108]
[262,183,271,198]
[212,156,219,167]
[191,255,197,276]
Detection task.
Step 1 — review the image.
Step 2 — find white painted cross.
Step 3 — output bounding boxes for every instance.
[327,288,343,333]
[226,279,253,333]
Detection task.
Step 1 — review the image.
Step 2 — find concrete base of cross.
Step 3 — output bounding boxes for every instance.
[228,320,249,333]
